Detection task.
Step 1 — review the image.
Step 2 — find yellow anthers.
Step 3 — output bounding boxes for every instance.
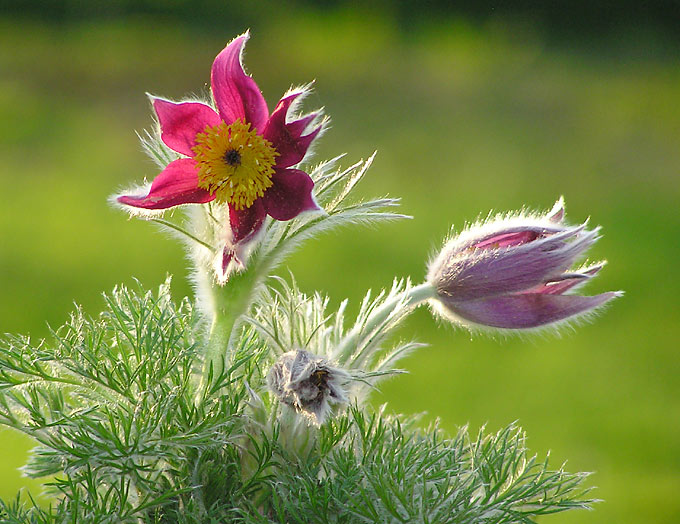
[192,120,279,210]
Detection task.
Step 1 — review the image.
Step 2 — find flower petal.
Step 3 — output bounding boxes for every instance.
[211,32,269,130]
[219,200,267,278]
[117,158,214,210]
[546,197,566,223]
[263,91,322,168]
[263,168,320,221]
[153,98,221,157]
[440,292,620,329]
[229,199,267,244]
[525,263,605,295]
[472,229,548,250]
[434,224,600,301]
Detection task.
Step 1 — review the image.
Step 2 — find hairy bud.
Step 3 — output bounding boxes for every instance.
[267,350,350,425]
[427,198,622,330]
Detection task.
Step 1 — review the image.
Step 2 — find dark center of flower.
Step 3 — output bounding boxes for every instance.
[310,369,329,388]
[223,149,241,166]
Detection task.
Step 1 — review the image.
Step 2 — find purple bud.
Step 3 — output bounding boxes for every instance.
[427,199,622,330]
[267,350,350,425]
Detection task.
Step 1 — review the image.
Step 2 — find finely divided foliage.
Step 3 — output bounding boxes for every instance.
[0,280,595,523]
[0,281,251,521]
[0,279,594,522]
[1,33,615,523]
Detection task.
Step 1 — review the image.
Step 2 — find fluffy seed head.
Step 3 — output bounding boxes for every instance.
[267,349,350,425]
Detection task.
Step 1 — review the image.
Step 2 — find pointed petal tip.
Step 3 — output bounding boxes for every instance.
[264,169,317,221]
[580,261,607,277]
[212,30,268,130]
[304,196,324,214]
[228,30,251,48]
[547,196,566,223]
[116,159,214,210]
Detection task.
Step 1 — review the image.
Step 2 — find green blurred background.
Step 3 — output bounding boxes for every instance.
[1,1,679,522]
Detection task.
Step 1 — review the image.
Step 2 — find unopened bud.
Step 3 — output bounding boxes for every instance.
[427,198,622,330]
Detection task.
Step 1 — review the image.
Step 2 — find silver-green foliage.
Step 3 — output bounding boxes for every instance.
[0,280,594,523]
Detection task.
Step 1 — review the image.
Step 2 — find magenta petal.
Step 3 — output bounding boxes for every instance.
[211,33,269,131]
[473,230,545,250]
[117,158,214,210]
[445,292,620,329]
[229,199,267,244]
[153,98,221,157]
[469,225,565,251]
[263,168,319,221]
[263,92,322,168]
[220,246,241,276]
[527,275,589,295]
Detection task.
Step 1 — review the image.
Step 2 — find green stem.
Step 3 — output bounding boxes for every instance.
[402,282,438,306]
[201,268,259,388]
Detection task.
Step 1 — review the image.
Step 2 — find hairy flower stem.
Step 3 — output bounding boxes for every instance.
[334,282,437,366]
[365,282,437,332]
[201,268,259,387]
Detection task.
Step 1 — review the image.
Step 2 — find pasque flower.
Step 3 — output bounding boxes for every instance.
[117,32,323,272]
[427,198,622,330]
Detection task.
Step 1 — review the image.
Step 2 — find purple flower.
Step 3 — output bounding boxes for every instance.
[427,198,622,330]
[117,32,322,272]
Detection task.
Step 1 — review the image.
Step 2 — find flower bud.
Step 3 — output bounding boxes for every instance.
[267,350,350,425]
[427,198,621,330]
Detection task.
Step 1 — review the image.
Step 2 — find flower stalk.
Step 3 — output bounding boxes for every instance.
[201,266,259,381]
[331,281,436,366]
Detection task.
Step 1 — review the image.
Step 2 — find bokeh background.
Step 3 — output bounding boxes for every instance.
[1,1,679,522]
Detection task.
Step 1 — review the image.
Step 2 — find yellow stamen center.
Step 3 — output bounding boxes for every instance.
[192,120,279,210]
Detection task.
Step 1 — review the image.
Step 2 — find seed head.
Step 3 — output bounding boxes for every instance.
[267,350,350,425]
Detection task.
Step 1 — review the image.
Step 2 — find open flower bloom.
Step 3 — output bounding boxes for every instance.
[117,32,323,274]
[427,198,622,330]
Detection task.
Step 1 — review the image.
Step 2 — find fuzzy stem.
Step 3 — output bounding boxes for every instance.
[361,282,437,333]
[334,282,437,366]
[404,281,438,306]
[201,268,259,387]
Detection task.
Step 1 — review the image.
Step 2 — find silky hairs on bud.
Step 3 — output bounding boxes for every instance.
[427,199,622,331]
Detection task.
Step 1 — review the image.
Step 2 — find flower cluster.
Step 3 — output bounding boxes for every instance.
[110,33,621,430]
